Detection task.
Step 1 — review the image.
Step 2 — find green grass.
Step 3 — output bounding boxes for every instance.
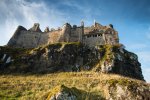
[0,72,147,100]
[92,44,118,71]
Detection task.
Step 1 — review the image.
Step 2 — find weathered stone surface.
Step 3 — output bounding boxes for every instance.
[105,79,150,100]
[93,45,144,80]
[28,23,42,32]
[0,43,144,81]
[7,26,27,46]
[46,85,104,100]
[47,85,77,100]
[44,27,50,32]
[7,22,119,48]
[45,80,150,100]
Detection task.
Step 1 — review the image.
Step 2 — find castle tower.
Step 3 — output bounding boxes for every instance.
[80,21,84,43]
[44,27,50,32]
[61,23,71,42]
[81,21,84,27]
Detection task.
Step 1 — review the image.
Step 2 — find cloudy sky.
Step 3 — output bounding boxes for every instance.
[0,0,150,81]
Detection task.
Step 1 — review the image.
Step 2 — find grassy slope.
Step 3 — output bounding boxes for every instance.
[0,72,148,100]
[0,43,148,99]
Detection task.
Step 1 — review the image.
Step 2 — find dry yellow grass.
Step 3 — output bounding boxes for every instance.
[0,72,148,100]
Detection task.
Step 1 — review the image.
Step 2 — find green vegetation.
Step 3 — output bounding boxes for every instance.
[0,72,146,100]
[46,84,104,100]
[0,43,147,99]
[107,78,139,91]
[0,46,31,59]
[92,44,120,71]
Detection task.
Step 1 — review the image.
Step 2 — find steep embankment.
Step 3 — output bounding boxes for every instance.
[0,72,149,100]
[0,42,144,80]
[0,42,150,100]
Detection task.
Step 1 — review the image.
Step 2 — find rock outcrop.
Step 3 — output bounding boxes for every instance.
[105,79,150,100]
[45,85,104,100]
[46,85,79,100]
[44,78,150,100]
[0,42,144,80]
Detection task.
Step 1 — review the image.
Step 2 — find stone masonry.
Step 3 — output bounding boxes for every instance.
[7,21,119,48]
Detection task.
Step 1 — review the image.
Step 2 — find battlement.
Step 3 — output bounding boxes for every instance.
[7,21,119,48]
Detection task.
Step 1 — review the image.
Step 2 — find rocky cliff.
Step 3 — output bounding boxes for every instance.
[45,79,150,100]
[0,42,144,80]
[0,42,150,99]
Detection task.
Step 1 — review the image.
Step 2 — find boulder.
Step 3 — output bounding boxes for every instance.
[47,85,77,100]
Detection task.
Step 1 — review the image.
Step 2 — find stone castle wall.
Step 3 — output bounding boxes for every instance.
[7,22,119,48]
[7,23,83,48]
[83,24,119,47]
[70,27,83,42]
[83,33,105,47]
[8,30,48,48]
[47,24,83,43]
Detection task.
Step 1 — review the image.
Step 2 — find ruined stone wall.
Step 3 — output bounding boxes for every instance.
[70,27,83,42]
[84,27,92,34]
[61,24,71,42]
[8,30,50,48]
[48,25,83,43]
[7,22,119,48]
[84,31,119,47]
[7,25,83,48]
[47,30,62,43]
[104,29,119,45]
[83,34,105,47]
[38,32,49,45]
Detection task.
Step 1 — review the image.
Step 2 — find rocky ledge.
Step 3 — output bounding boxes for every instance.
[0,42,144,80]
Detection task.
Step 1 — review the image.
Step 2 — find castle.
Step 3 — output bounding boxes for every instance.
[7,21,119,48]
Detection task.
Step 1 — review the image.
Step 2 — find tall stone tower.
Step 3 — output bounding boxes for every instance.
[80,21,84,43]
[61,23,71,42]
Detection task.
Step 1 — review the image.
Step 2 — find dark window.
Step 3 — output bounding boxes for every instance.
[98,34,102,36]
[87,35,91,38]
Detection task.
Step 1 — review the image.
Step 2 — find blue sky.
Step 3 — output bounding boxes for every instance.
[0,0,150,82]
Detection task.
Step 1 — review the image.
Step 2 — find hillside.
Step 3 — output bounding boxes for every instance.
[0,72,149,100]
[0,42,150,99]
[0,42,144,80]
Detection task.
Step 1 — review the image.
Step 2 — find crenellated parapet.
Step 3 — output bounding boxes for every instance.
[44,27,50,32]
[28,23,42,32]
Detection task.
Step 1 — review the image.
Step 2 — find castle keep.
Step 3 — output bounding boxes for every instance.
[7,22,119,48]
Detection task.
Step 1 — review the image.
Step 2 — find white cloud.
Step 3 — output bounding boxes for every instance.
[0,0,66,46]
